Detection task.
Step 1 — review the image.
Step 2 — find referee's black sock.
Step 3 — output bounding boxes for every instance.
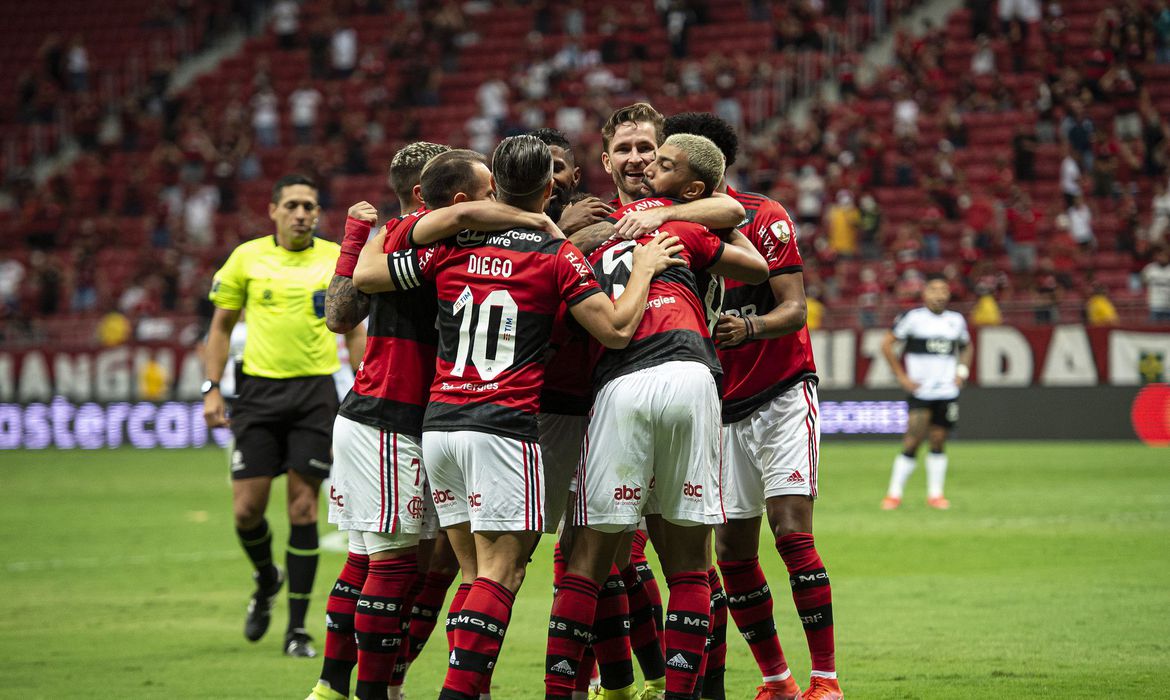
[237,519,279,587]
[287,523,320,632]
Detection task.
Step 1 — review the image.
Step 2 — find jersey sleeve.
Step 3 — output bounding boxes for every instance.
[208,247,247,310]
[554,241,604,306]
[386,244,439,290]
[756,201,803,275]
[958,315,971,346]
[891,311,911,340]
[669,222,724,271]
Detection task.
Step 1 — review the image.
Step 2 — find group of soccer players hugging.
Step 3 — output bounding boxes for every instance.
[305,103,840,700]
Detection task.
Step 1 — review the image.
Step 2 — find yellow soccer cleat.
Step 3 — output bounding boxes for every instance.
[304,681,347,700]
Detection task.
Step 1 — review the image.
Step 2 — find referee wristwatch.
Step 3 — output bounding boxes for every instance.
[201,380,220,395]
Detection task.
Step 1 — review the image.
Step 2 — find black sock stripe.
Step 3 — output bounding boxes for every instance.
[797,603,834,630]
[789,567,830,591]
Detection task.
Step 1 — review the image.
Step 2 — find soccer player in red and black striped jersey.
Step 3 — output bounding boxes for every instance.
[312,147,561,700]
[545,134,770,700]
[360,135,685,700]
[664,112,842,700]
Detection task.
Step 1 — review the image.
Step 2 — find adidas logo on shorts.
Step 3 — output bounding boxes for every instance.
[786,471,805,484]
[666,653,692,671]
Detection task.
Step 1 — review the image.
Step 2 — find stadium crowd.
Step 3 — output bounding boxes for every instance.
[1,0,1169,351]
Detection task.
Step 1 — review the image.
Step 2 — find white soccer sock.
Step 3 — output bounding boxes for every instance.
[926,451,948,498]
[887,453,916,499]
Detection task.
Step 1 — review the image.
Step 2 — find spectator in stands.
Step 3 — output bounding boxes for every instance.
[1061,99,1095,166]
[28,250,61,317]
[1150,180,1170,243]
[664,0,696,58]
[970,282,1004,326]
[971,35,996,76]
[289,80,322,145]
[0,256,24,318]
[1013,118,1038,180]
[1102,64,1145,141]
[796,165,826,227]
[1032,257,1063,324]
[1085,281,1121,326]
[859,193,883,259]
[476,70,509,125]
[271,0,300,50]
[893,85,920,141]
[1067,194,1096,251]
[330,20,358,79]
[180,180,221,247]
[1156,0,1170,64]
[1060,141,1083,206]
[1142,104,1169,177]
[1007,190,1042,272]
[1143,245,1170,322]
[564,0,586,36]
[65,35,89,93]
[857,266,883,327]
[826,190,861,258]
[251,83,279,148]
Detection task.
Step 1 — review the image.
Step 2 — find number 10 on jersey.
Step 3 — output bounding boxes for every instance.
[451,286,519,380]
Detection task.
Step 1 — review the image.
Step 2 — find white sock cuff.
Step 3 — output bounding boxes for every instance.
[810,670,838,679]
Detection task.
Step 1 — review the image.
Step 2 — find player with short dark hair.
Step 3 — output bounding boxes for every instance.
[357,134,685,700]
[529,127,615,235]
[882,276,973,511]
[664,112,842,700]
[204,174,365,658]
[545,134,770,700]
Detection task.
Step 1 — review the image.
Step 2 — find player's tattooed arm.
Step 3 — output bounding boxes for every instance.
[325,274,371,333]
[354,227,395,293]
[613,192,745,240]
[715,272,807,348]
[568,220,618,254]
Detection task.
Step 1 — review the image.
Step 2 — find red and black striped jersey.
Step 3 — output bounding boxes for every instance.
[588,196,725,390]
[338,209,437,437]
[540,308,593,416]
[387,227,603,441]
[716,188,817,424]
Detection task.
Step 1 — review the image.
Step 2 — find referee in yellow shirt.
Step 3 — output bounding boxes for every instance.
[203,174,365,658]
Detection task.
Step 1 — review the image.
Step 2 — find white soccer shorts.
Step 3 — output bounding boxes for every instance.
[573,361,724,531]
[721,378,821,518]
[422,430,546,532]
[328,415,436,537]
[538,412,589,534]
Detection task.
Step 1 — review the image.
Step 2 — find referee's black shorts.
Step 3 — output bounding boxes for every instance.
[907,396,959,429]
[228,374,339,481]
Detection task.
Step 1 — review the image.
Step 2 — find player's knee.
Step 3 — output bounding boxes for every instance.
[233,501,265,529]
[286,497,318,525]
[713,530,754,562]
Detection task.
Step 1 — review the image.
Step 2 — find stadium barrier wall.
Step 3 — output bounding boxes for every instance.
[0,324,1166,448]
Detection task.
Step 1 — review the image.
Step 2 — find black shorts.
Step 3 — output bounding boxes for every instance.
[229,374,339,481]
[907,396,959,429]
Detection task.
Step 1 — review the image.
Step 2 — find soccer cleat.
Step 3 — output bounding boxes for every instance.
[635,678,666,700]
[304,682,347,700]
[284,628,318,658]
[802,677,842,700]
[927,496,951,510]
[754,676,802,700]
[244,566,284,642]
[880,496,901,510]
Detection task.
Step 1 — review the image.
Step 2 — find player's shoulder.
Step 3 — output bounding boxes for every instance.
[731,189,792,217]
[943,309,969,325]
[234,235,278,254]
[453,227,563,254]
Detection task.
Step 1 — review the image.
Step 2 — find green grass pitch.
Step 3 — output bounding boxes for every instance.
[1,441,1167,698]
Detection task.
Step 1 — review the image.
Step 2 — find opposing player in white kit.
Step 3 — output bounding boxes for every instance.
[881,275,973,511]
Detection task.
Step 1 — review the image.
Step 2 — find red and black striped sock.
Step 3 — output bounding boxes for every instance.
[594,565,635,690]
[777,533,835,676]
[319,552,370,697]
[575,647,597,694]
[717,557,788,680]
[545,572,601,700]
[698,567,727,700]
[663,571,711,700]
[389,571,425,688]
[630,530,665,652]
[407,569,458,663]
[446,583,472,653]
[620,562,666,681]
[440,577,514,700]
[355,555,417,700]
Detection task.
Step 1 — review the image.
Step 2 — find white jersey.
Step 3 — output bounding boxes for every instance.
[223,322,355,401]
[892,307,970,401]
